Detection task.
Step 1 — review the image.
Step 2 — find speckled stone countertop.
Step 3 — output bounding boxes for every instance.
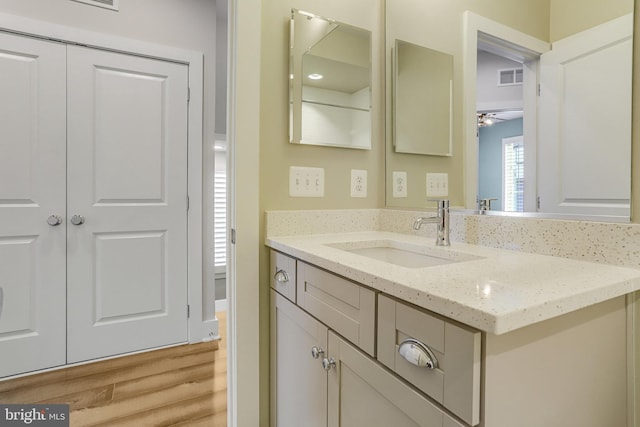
[266,231,640,335]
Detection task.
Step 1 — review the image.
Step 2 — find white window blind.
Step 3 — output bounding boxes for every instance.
[214,171,227,268]
[503,136,524,212]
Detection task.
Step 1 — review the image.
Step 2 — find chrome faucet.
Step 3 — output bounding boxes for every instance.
[413,199,450,246]
[478,198,497,212]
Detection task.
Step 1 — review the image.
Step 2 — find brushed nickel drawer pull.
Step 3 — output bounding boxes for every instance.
[274,269,289,283]
[398,338,438,370]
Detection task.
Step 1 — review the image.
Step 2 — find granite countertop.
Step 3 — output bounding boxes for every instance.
[266,231,640,335]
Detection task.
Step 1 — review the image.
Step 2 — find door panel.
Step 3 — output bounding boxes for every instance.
[271,291,328,427]
[538,14,632,217]
[94,231,166,322]
[94,66,166,203]
[66,46,189,363]
[0,33,66,377]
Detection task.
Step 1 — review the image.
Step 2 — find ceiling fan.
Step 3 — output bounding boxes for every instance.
[476,112,504,127]
[477,110,524,127]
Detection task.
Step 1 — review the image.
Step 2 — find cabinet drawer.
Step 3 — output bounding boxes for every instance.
[378,295,481,426]
[297,262,376,356]
[270,250,297,303]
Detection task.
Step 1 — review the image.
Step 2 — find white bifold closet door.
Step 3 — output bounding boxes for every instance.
[0,37,190,376]
[0,33,67,377]
[66,46,189,363]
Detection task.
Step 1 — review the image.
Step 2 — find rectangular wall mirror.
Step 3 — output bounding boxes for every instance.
[393,40,453,156]
[290,9,372,149]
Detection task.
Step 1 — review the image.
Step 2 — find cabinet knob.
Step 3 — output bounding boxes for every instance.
[70,214,85,226]
[322,357,336,371]
[398,339,438,370]
[47,215,63,226]
[274,269,289,283]
[311,346,325,359]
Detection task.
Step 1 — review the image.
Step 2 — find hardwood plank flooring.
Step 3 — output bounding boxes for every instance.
[0,311,228,426]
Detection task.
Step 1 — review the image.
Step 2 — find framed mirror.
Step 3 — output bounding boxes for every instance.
[393,40,453,156]
[290,9,372,149]
[385,0,633,221]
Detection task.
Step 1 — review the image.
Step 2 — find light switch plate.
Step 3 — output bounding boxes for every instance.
[426,173,448,197]
[290,166,325,197]
[392,171,407,198]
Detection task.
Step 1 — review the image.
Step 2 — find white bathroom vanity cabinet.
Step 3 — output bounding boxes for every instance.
[268,231,640,427]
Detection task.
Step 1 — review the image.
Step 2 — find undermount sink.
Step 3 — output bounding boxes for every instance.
[326,240,483,269]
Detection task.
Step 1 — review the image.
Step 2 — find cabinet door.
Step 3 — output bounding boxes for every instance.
[327,331,464,427]
[271,290,328,427]
[0,33,67,377]
[66,46,189,363]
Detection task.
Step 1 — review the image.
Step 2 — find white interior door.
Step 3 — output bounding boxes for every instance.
[66,46,189,363]
[538,14,632,217]
[0,33,67,377]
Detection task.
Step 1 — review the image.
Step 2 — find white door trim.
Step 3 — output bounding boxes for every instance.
[227,0,262,425]
[0,12,211,344]
[462,11,549,210]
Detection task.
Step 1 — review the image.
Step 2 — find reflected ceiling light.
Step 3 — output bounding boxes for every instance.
[308,73,324,80]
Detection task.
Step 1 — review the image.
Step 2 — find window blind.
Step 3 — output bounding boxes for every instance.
[214,171,227,269]
[503,138,524,212]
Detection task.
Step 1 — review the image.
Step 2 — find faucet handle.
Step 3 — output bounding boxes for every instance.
[478,198,497,211]
[427,199,449,209]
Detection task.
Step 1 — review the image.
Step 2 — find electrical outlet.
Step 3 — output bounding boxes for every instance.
[426,173,448,197]
[392,171,407,198]
[350,169,367,198]
[289,166,325,197]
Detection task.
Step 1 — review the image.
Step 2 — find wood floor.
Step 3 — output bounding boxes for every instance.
[0,312,227,426]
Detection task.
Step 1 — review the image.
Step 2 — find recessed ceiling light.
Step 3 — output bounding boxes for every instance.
[308,73,324,80]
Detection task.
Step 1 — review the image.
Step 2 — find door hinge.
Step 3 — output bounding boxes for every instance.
[187,305,190,318]
[231,228,236,244]
[187,87,191,103]
[537,196,541,209]
[537,84,541,96]
[186,195,190,211]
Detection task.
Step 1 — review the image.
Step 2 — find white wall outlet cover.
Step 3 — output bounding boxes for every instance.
[290,166,325,197]
[426,173,448,198]
[392,171,407,198]
[350,169,367,198]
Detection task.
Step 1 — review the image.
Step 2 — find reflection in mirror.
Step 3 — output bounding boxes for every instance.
[393,40,453,156]
[385,0,633,221]
[290,9,372,149]
[468,11,632,219]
